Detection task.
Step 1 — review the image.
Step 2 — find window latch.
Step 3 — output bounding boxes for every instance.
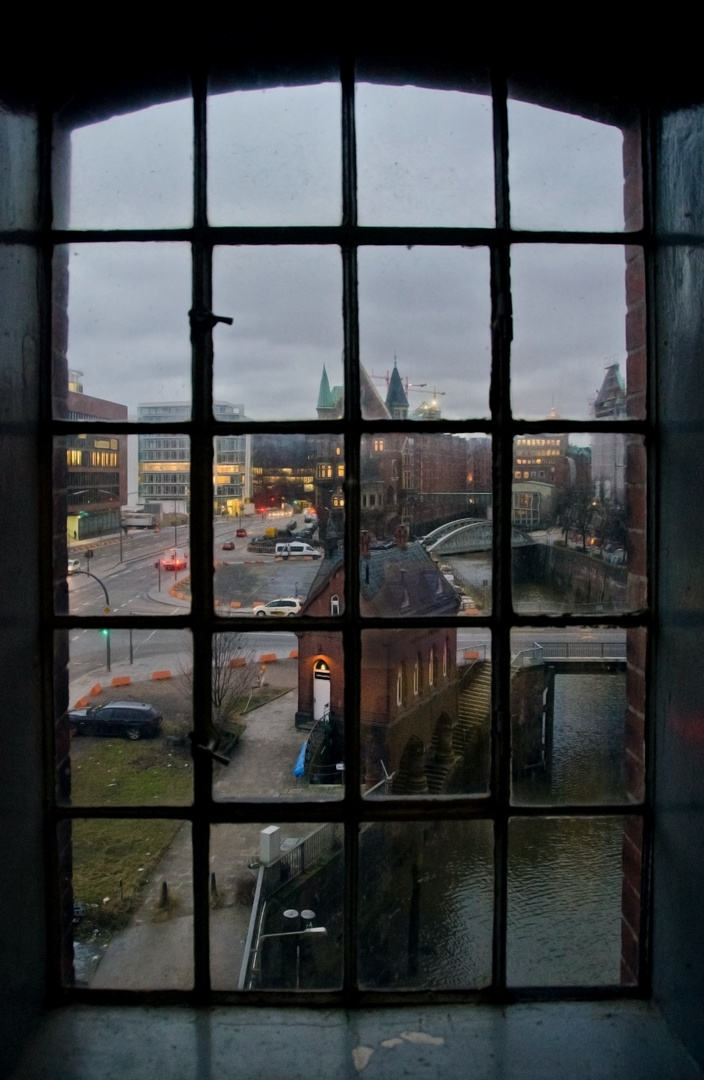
[189,308,234,330]
[190,734,231,766]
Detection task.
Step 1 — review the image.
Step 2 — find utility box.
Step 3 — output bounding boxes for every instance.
[260,825,280,864]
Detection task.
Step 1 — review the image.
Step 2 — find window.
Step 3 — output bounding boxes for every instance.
[48,59,649,1007]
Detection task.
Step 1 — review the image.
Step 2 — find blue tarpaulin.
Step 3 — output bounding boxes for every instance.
[293,742,307,777]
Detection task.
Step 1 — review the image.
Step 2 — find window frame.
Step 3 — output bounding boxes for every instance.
[48,60,652,1006]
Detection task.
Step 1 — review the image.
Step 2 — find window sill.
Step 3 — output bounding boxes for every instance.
[9,1001,703,1080]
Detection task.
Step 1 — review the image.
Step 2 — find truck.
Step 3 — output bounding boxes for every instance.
[121,511,158,531]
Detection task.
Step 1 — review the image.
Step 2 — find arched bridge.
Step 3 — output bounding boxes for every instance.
[421,519,535,555]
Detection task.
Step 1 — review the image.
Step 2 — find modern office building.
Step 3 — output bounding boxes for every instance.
[137,401,251,516]
[66,370,128,541]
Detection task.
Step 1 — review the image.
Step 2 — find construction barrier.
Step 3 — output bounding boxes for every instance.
[151,670,172,680]
[89,684,102,697]
[111,676,131,687]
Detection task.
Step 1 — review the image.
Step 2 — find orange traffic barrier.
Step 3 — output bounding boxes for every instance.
[259,653,277,663]
[229,600,242,609]
[73,697,90,709]
[288,650,299,659]
[89,683,102,697]
[151,670,172,680]
[229,657,246,667]
[111,676,131,687]
[464,649,480,660]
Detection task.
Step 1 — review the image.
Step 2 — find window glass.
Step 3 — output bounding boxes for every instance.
[57,631,193,807]
[208,82,341,225]
[54,243,192,419]
[212,822,344,990]
[507,95,628,232]
[361,630,490,798]
[63,94,193,229]
[507,816,641,986]
[356,73,494,226]
[511,245,629,421]
[64,819,193,989]
[358,821,494,989]
[358,247,491,419]
[212,632,344,800]
[213,246,343,420]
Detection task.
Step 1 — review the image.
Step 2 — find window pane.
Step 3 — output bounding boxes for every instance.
[361,630,490,797]
[507,95,629,232]
[356,75,494,226]
[207,82,341,226]
[214,822,344,990]
[54,243,192,419]
[63,818,193,989]
[214,434,336,613]
[361,433,491,616]
[512,435,645,615]
[60,94,193,229]
[56,432,190,616]
[213,246,343,420]
[358,247,491,419]
[507,816,640,987]
[511,627,631,805]
[213,633,343,800]
[57,630,193,807]
[511,245,629,421]
[358,821,493,989]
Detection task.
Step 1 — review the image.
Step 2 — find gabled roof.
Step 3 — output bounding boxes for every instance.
[360,542,460,617]
[300,542,460,619]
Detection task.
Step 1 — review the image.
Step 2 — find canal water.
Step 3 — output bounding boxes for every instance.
[401,671,628,990]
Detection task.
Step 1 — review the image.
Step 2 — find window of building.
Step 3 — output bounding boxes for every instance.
[47,59,649,1008]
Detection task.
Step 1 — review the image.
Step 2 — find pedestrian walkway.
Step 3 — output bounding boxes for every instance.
[85,686,326,991]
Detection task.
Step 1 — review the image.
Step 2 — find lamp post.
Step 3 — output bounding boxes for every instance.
[255,919,327,989]
[69,570,112,671]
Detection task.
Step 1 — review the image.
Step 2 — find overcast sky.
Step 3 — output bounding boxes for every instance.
[64,82,626,423]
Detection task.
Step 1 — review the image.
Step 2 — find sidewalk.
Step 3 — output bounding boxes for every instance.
[84,686,323,991]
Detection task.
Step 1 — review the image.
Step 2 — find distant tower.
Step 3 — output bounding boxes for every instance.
[385,362,409,420]
[591,363,626,502]
[316,364,343,421]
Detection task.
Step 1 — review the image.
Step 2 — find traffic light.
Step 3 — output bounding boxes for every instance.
[100,628,109,637]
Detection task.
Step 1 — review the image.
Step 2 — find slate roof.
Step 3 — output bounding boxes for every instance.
[301,542,459,618]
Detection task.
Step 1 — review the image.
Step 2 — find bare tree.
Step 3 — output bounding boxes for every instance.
[179,633,258,735]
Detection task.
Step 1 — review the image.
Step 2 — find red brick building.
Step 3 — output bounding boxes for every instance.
[295,539,462,791]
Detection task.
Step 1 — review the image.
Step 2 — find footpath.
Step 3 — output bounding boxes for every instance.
[80,669,316,991]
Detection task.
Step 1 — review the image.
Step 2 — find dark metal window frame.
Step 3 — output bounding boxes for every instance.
[46,59,653,1006]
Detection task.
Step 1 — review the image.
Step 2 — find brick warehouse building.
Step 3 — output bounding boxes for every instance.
[295,537,464,791]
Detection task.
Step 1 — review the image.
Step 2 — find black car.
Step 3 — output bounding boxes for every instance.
[68,701,163,740]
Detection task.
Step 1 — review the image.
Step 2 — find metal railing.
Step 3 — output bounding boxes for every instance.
[512,640,627,668]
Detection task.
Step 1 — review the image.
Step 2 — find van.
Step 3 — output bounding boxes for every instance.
[275,542,321,560]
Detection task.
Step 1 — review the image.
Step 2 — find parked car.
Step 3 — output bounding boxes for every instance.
[253,597,302,617]
[235,527,247,537]
[221,541,235,550]
[67,559,81,574]
[68,701,163,740]
[274,542,321,559]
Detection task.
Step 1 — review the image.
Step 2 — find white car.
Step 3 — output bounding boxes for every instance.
[253,597,302,617]
[67,559,81,575]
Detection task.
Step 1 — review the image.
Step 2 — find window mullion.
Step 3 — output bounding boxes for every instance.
[490,67,513,997]
[190,67,214,996]
[341,55,361,998]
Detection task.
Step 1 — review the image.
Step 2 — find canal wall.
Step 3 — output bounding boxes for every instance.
[514,543,628,611]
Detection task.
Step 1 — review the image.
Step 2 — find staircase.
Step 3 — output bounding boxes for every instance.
[456,662,492,751]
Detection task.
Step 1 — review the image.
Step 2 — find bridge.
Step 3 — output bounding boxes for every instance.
[512,639,626,669]
[421,518,534,555]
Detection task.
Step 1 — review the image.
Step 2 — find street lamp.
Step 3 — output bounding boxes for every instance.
[255,912,327,989]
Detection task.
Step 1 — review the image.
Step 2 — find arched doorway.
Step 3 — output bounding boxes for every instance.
[313,658,331,721]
